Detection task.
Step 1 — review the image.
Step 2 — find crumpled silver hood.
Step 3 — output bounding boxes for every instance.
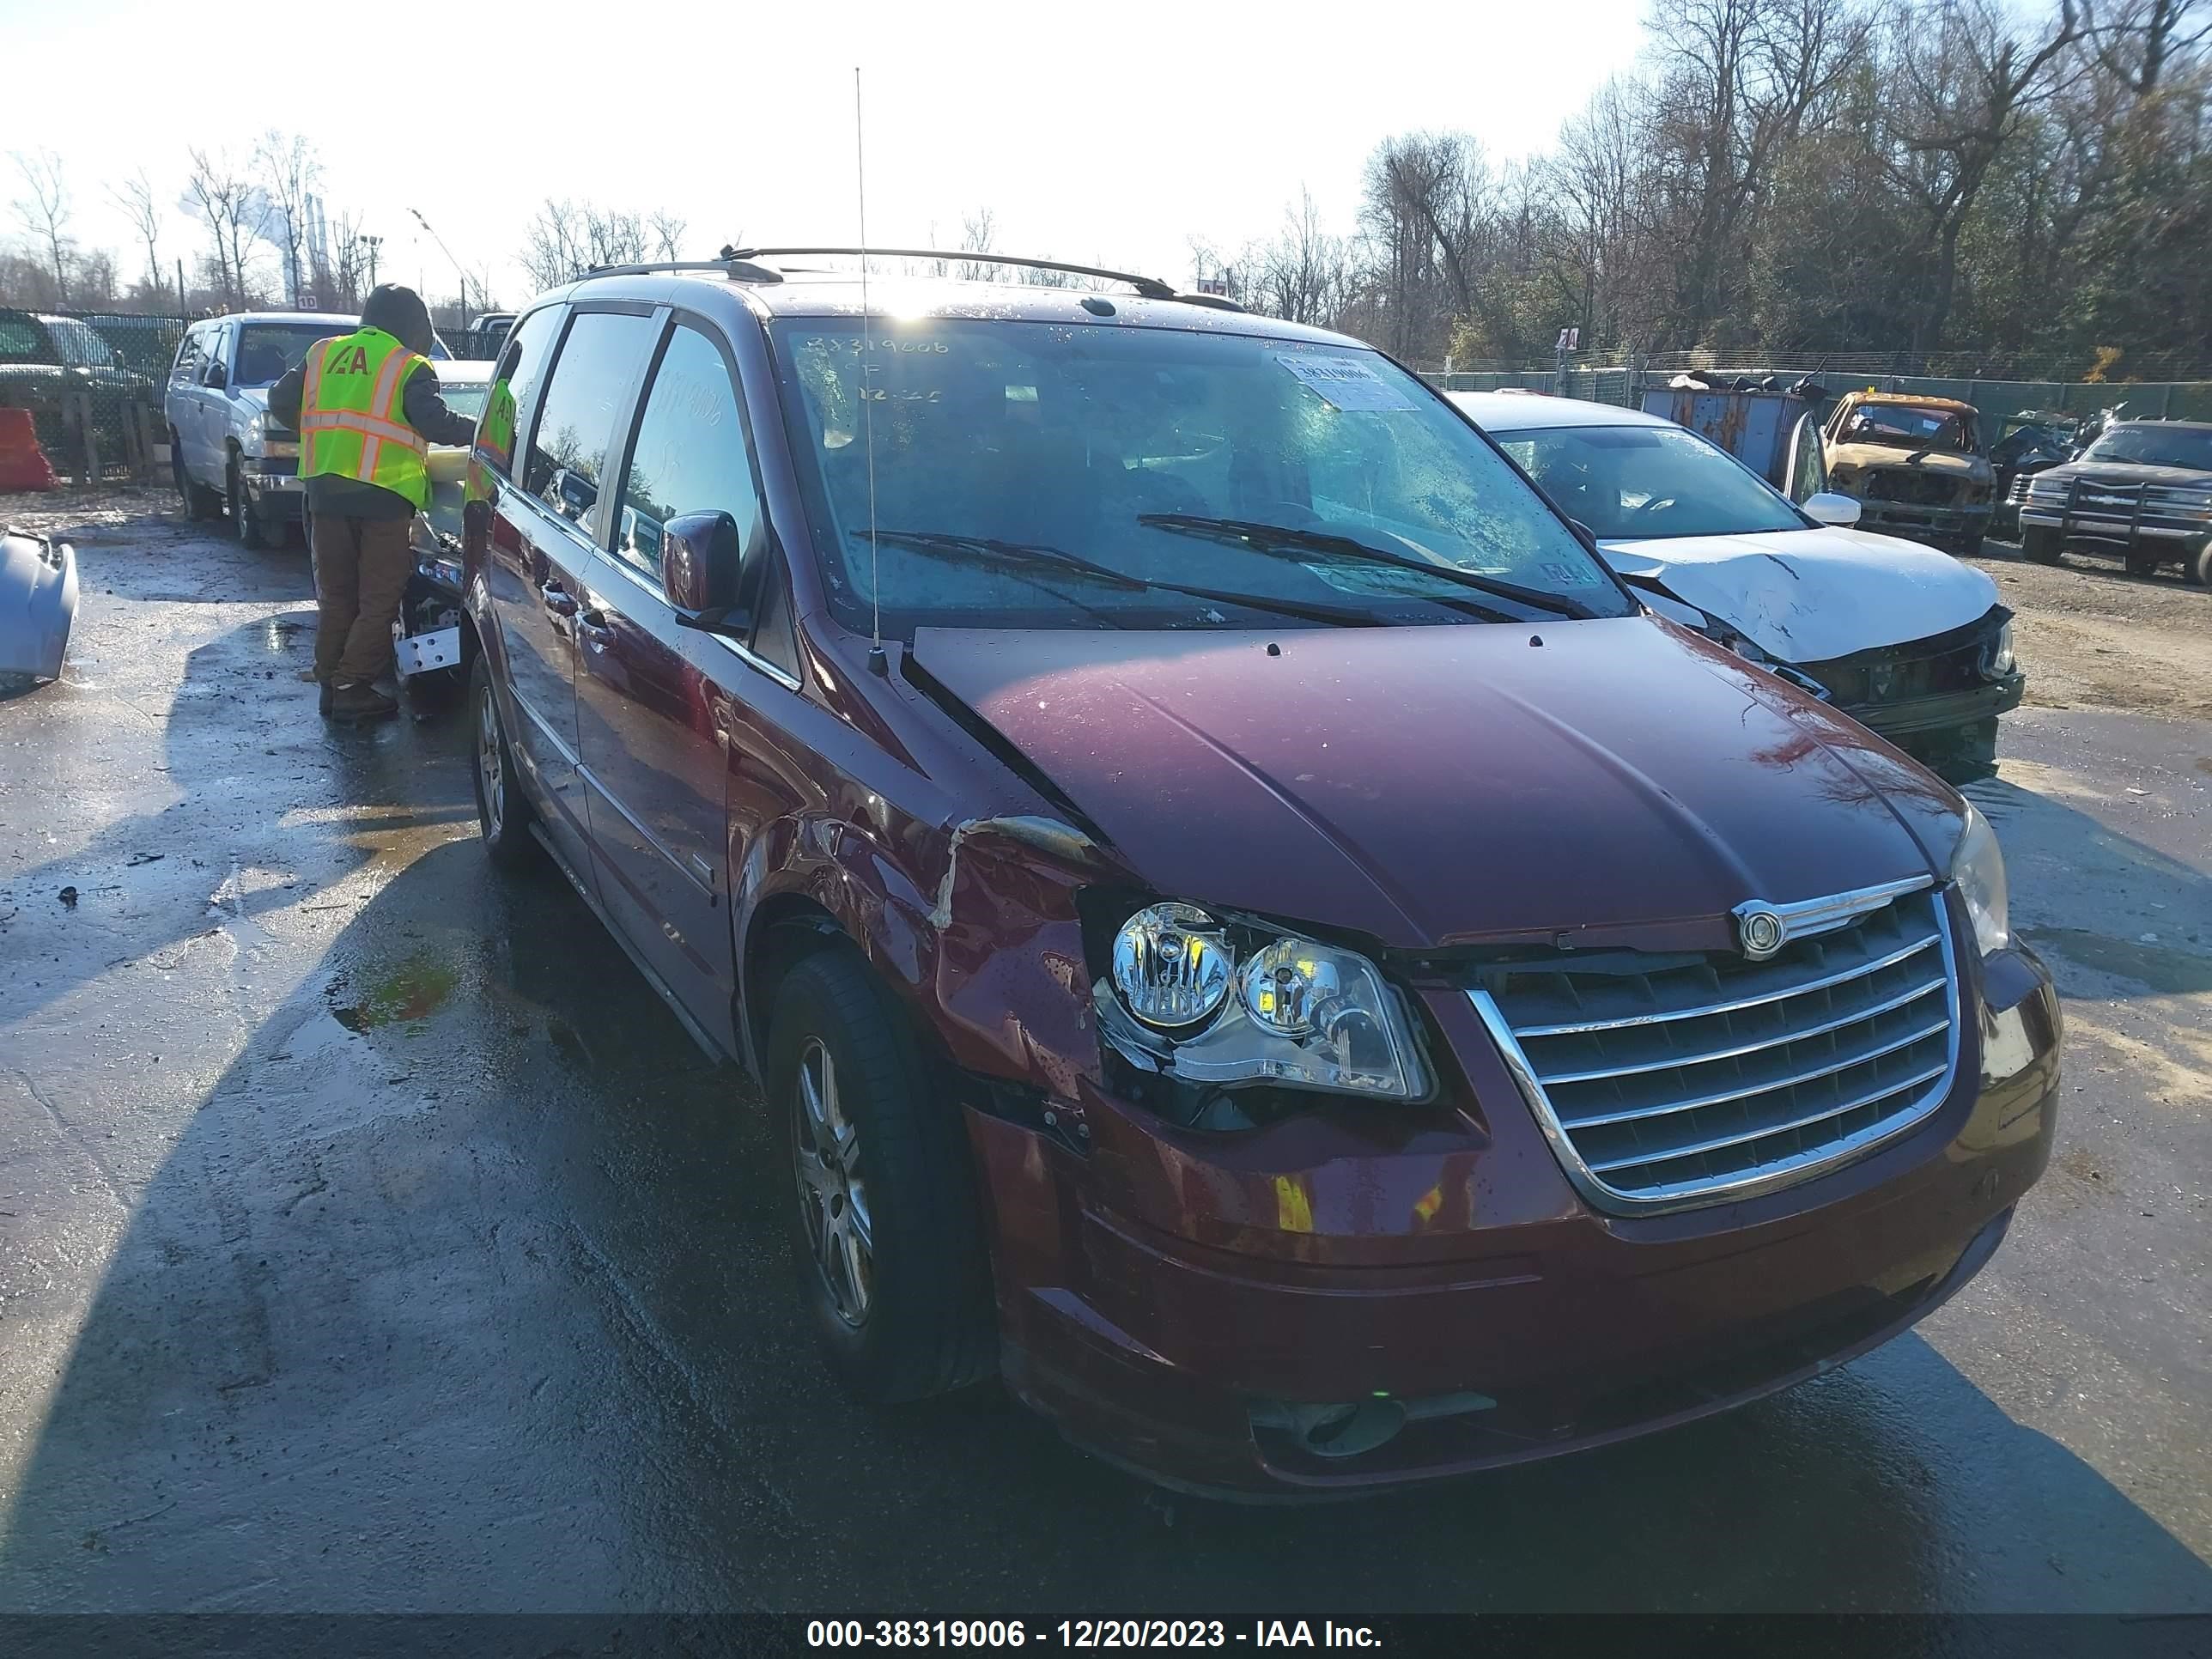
[1599,524,2002,663]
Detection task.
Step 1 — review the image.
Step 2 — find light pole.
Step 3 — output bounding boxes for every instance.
[408,208,470,332]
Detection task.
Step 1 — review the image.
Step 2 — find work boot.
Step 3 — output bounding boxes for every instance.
[328,682,398,723]
[319,680,334,717]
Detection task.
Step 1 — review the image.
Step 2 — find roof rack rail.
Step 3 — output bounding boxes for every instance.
[720,246,1178,301]
[580,256,785,284]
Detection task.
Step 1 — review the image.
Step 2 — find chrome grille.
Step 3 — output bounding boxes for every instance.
[1471,884,1959,1213]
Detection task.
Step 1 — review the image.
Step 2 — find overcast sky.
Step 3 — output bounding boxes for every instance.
[3,0,1650,308]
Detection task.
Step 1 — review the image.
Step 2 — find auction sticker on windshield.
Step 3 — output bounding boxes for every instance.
[1276,354,1417,412]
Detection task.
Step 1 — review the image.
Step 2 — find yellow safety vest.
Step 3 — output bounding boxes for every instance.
[465,375,517,509]
[299,326,433,509]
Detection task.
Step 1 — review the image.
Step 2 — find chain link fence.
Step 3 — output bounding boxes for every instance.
[1425,361,2212,427]
[0,309,192,488]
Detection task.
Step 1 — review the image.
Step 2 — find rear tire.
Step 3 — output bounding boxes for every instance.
[2022,527,2064,564]
[227,457,268,550]
[469,655,538,870]
[768,945,996,1404]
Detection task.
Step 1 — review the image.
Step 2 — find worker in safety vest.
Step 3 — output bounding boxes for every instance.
[269,285,476,722]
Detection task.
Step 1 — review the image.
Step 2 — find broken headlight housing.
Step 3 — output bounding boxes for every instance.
[1100,902,1428,1100]
[1950,803,2011,957]
[1986,620,2016,676]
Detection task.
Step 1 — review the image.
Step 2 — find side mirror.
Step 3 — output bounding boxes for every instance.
[662,509,747,628]
[1803,491,1863,527]
[201,360,228,389]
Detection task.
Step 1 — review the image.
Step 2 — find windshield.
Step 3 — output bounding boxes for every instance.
[233,323,340,387]
[1838,403,1975,453]
[44,318,116,368]
[769,319,1630,635]
[1494,423,1805,541]
[2084,426,2212,471]
[435,380,489,423]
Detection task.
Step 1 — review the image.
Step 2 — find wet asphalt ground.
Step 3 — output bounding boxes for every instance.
[0,504,2208,1616]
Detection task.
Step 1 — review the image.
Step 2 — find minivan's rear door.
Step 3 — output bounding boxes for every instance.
[487,306,659,876]
[572,313,762,1054]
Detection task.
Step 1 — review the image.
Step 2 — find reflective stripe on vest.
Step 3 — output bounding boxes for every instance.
[298,327,432,509]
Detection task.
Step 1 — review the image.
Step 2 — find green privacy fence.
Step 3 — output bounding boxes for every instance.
[1426,366,2212,427]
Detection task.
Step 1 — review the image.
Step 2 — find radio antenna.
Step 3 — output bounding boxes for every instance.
[855,67,887,677]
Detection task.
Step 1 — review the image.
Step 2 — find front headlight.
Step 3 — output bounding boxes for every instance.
[1987,620,2016,676]
[1102,903,1426,1100]
[246,411,266,447]
[1950,803,2011,956]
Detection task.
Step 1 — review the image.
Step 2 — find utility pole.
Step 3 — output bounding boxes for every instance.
[175,258,186,314]
[409,208,470,331]
[363,234,381,294]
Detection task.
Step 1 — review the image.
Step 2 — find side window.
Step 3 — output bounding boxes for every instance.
[522,310,657,544]
[612,322,762,580]
[171,329,201,383]
[479,305,562,482]
[1790,413,1826,502]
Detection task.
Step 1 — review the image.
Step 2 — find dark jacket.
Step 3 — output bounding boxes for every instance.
[268,289,477,521]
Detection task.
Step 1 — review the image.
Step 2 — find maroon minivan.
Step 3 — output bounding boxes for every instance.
[459,254,2060,1496]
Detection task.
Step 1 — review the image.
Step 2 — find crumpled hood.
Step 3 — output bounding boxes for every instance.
[1829,442,1991,481]
[1600,526,2002,664]
[911,620,1952,951]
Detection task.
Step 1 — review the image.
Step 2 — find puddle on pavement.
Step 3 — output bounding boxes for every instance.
[2027,927,2212,994]
[331,951,460,1032]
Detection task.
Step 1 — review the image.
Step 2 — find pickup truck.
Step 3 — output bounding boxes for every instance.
[166,311,359,547]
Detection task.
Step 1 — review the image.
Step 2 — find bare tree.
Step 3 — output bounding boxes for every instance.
[956,208,1006,281]
[325,209,370,311]
[108,169,167,307]
[583,204,647,268]
[1881,0,2082,350]
[1253,189,1356,325]
[186,147,270,307]
[10,149,74,303]
[647,209,687,262]
[254,131,322,305]
[520,198,588,289]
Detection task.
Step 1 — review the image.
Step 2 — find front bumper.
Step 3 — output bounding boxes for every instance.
[975,939,2059,1498]
[1852,500,1992,542]
[240,463,305,518]
[2018,505,2210,553]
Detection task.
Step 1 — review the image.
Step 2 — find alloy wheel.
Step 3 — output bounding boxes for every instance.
[476,683,505,839]
[793,1036,873,1326]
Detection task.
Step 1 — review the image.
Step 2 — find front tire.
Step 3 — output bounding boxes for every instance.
[769,946,995,1403]
[2022,527,2065,564]
[2192,542,2211,589]
[227,457,268,550]
[469,656,538,869]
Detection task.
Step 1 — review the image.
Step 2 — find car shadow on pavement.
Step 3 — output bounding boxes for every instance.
[1,610,478,1038]
[4,835,2211,1614]
[1964,772,2212,1000]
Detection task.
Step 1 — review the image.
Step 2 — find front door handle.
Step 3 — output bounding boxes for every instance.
[575,607,616,647]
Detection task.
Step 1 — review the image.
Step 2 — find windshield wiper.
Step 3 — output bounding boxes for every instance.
[852,529,1385,629]
[1138,513,1601,621]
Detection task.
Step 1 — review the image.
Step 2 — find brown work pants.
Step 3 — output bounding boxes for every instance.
[310,514,411,687]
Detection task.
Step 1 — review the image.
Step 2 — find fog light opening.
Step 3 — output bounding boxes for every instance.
[1281,1399,1408,1459]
